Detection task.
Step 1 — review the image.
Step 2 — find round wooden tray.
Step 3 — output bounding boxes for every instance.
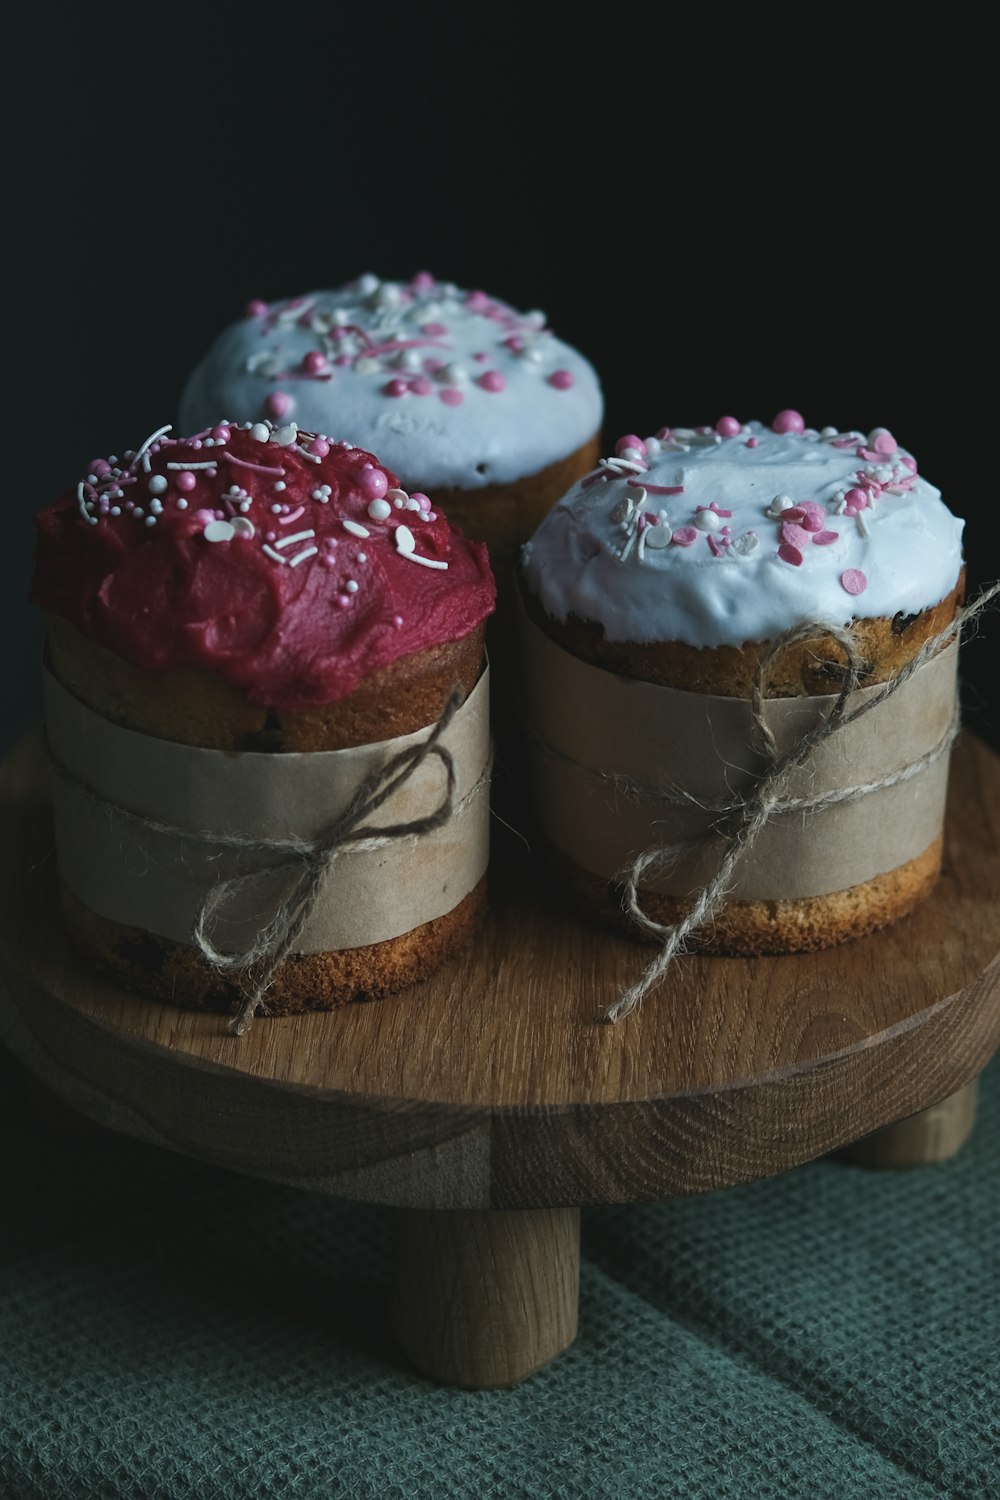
[2,730,998,1386]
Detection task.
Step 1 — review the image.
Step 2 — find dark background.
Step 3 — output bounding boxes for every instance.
[5,9,995,748]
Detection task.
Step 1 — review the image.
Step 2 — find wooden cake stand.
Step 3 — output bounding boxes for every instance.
[1,732,998,1388]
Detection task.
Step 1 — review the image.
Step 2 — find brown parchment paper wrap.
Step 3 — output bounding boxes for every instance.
[519,612,957,900]
[45,667,490,953]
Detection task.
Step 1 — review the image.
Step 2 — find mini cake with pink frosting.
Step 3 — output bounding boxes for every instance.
[179,273,603,582]
[519,411,965,954]
[33,418,496,1014]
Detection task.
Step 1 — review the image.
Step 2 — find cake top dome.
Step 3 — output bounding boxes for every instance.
[179,273,603,492]
[521,413,965,650]
[33,420,495,711]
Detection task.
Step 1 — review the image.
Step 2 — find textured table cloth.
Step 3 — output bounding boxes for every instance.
[1,1045,997,1500]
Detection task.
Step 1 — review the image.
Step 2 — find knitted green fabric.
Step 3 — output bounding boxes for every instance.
[1,1048,997,1500]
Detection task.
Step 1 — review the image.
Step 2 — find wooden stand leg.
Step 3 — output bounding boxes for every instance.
[391,1207,580,1388]
[843,1080,979,1169]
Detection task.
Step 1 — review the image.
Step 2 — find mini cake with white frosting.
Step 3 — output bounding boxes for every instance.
[180,273,603,579]
[520,411,966,954]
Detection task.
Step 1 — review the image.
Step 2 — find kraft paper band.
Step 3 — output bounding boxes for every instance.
[519,612,957,901]
[45,667,491,952]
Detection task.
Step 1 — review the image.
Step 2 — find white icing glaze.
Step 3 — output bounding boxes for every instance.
[521,421,965,647]
[179,275,603,491]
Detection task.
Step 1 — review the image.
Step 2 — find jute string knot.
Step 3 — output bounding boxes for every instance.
[190,688,466,1034]
[606,582,1000,1024]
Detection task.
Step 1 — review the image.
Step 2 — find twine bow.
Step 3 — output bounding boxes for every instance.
[192,689,466,1034]
[606,582,1000,1023]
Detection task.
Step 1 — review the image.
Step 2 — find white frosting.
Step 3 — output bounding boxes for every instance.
[521,421,965,647]
[179,275,603,492]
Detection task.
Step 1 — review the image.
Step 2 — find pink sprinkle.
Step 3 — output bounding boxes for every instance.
[302,351,328,376]
[440,387,464,406]
[671,527,698,547]
[192,509,216,526]
[841,568,868,596]
[308,437,330,457]
[245,299,268,318]
[746,437,759,448]
[813,530,840,546]
[778,542,805,566]
[772,409,805,435]
[359,468,388,501]
[176,471,197,493]
[473,351,490,362]
[478,371,506,393]
[411,272,435,292]
[423,356,444,373]
[409,375,435,396]
[655,427,671,441]
[334,355,351,366]
[800,512,824,533]
[265,391,294,419]
[548,369,575,390]
[870,428,897,455]
[211,425,231,442]
[832,437,857,448]
[392,614,404,628]
[465,290,491,313]
[716,415,741,437]
[781,522,812,549]
[641,483,685,496]
[615,434,648,457]
[503,336,524,353]
[422,322,448,337]
[88,459,112,476]
[901,455,918,473]
[337,595,353,609]
[707,534,725,556]
[384,379,409,398]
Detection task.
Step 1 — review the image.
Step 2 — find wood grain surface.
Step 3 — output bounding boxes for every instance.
[1,731,998,1208]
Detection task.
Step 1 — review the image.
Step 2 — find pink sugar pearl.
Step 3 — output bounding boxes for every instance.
[245,299,268,318]
[308,437,330,457]
[548,369,575,390]
[716,416,741,437]
[384,378,409,398]
[411,271,435,292]
[477,371,506,393]
[176,471,197,492]
[772,409,805,435]
[88,459,112,476]
[615,434,648,457]
[359,468,389,501]
[302,351,328,375]
[265,391,294,419]
[211,424,231,442]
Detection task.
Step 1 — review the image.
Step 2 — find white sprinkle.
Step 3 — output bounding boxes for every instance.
[274,529,316,549]
[399,552,448,570]
[262,544,288,564]
[288,546,318,567]
[132,423,172,467]
[343,519,370,538]
[367,498,392,521]
[204,519,236,542]
[395,524,415,555]
[76,483,91,523]
[355,357,379,376]
[855,513,870,538]
[167,461,216,470]
[231,517,255,539]
[295,445,322,463]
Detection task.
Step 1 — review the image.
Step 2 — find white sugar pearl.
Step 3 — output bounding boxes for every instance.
[250,423,270,442]
[148,475,168,495]
[766,494,794,518]
[176,498,188,510]
[356,273,379,296]
[619,447,644,463]
[273,424,298,447]
[346,579,359,593]
[274,481,286,491]
[440,362,468,385]
[644,521,672,549]
[693,509,721,532]
[367,498,392,521]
